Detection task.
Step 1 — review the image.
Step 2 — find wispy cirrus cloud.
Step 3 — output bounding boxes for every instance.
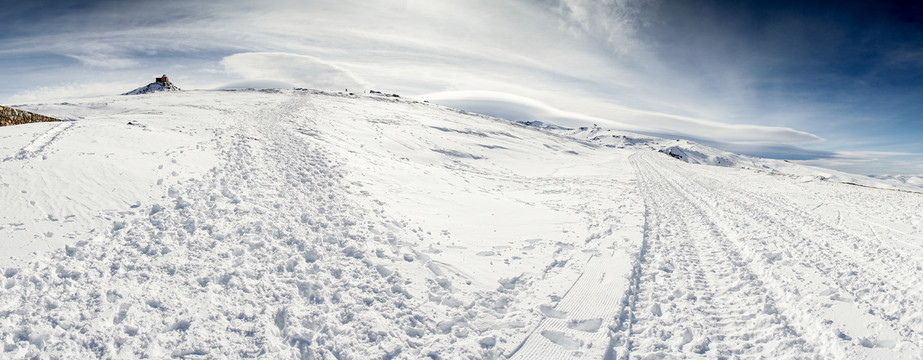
[5,81,140,104]
[220,52,371,91]
[1,0,921,174]
[797,151,923,175]
[421,91,822,145]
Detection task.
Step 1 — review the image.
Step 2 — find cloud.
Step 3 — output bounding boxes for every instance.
[796,151,923,175]
[549,0,651,53]
[700,141,836,160]
[5,81,139,103]
[66,53,139,69]
[220,52,372,91]
[217,79,296,90]
[1,0,919,175]
[420,90,823,145]
[421,90,639,128]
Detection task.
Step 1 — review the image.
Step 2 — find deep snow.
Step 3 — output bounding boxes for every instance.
[1,89,921,359]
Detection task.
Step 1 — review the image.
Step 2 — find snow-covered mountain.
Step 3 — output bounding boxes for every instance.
[123,75,182,95]
[1,89,922,359]
[871,174,923,188]
[540,123,923,193]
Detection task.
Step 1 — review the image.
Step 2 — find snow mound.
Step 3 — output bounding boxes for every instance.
[123,81,181,95]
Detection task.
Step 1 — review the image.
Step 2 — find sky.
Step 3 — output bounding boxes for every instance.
[1,0,922,175]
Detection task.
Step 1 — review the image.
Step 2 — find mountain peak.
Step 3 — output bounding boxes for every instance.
[123,74,182,95]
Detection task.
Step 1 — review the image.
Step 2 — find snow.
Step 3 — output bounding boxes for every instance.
[1,89,922,359]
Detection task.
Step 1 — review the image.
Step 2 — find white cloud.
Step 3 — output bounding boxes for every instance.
[796,151,923,175]
[5,81,138,103]
[66,54,139,69]
[217,79,297,90]
[420,90,822,144]
[220,52,372,91]
[421,90,634,127]
[1,0,914,174]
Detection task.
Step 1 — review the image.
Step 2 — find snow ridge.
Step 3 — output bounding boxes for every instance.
[871,174,923,188]
[524,123,923,193]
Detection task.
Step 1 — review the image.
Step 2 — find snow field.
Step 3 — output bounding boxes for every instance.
[291,92,650,357]
[0,98,218,267]
[1,89,922,359]
[3,94,433,357]
[1,90,651,358]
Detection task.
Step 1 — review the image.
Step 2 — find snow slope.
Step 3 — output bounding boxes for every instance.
[1,89,922,359]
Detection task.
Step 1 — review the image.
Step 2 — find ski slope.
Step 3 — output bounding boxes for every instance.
[1,90,922,359]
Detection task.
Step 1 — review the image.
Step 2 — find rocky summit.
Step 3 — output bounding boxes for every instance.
[123,74,182,95]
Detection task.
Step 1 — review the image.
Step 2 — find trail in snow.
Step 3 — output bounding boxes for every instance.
[0,95,475,358]
[4,91,633,358]
[626,153,809,358]
[626,152,923,359]
[509,156,644,359]
[3,122,73,161]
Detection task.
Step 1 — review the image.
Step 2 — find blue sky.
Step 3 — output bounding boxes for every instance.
[1,0,921,175]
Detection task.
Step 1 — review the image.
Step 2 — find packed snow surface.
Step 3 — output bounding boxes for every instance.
[1,89,922,359]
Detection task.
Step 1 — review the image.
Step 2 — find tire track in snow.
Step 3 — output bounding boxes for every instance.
[726,182,923,321]
[625,153,812,358]
[634,152,923,358]
[665,157,923,348]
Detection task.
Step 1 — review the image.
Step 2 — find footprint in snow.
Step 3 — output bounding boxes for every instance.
[540,330,583,350]
[539,304,568,319]
[567,318,603,332]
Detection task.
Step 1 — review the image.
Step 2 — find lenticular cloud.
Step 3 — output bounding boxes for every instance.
[221,52,371,91]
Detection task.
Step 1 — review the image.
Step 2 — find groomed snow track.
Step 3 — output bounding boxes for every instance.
[619,152,923,359]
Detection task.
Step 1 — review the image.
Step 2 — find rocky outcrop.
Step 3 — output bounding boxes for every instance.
[0,106,61,127]
[123,82,182,95]
[124,76,182,95]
